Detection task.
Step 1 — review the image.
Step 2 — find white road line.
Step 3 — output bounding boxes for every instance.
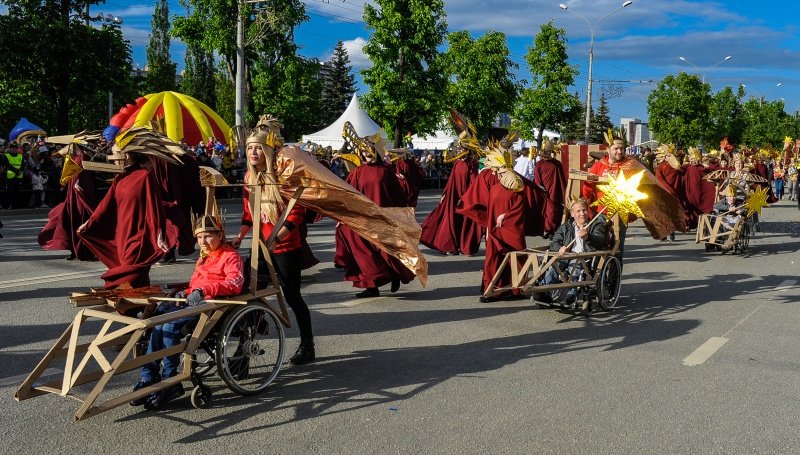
[0,368,63,387]
[683,337,730,366]
[0,269,108,290]
[684,279,797,366]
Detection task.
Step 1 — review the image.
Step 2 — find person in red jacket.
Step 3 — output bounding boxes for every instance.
[230,121,316,366]
[132,214,245,410]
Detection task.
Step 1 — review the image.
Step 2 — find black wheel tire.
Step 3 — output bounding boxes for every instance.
[216,302,285,396]
[190,385,210,409]
[597,256,622,311]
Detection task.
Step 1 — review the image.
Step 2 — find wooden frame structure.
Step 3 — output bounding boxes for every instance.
[483,171,623,312]
[695,213,752,253]
[16,175,300,421]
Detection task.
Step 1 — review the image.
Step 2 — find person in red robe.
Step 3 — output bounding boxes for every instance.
[477,147,527,302]
[533,139,566,238]
[336,133,414,298]
[38,153,99,260]
[420,148,482,256]
[152,153,204,263]
[77,152,173,289]
[393,154,426,208]
[682,148,716,229]
[654,145,687,239]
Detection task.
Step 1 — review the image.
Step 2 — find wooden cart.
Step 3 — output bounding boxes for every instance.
[15,174,300,421]
[482,171,623,314]
[695,169,762,254]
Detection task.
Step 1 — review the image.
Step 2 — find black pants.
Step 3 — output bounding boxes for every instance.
[251,248,314,346]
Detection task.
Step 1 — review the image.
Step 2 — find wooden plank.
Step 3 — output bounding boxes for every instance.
[88,345,112,373]
[484,253,511,297]
[142,303,221,327]
[15,323,74,401]
[61,311,85,395]
[81,308,145,326]
[79,374,189,421]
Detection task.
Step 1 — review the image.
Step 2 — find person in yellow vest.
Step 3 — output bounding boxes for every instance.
[3,142,25,209]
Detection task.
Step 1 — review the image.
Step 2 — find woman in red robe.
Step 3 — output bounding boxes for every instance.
[420,152,482,255]
[682,149,716,229]
[394,155,426,208]
[77,152,172,288]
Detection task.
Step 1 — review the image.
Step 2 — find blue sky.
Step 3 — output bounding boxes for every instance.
[98,0,800,123]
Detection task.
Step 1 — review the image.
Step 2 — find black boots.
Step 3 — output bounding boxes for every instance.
[290,343,315,365]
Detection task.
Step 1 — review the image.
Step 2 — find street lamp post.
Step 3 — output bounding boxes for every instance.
[678,55,732,83]
[559,1,633,145]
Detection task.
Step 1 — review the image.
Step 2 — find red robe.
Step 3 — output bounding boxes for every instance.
[753,163,778,203]
[152,155,204,256]
[336,162,415,288]
[533,158,567,234]
[394,157,426,208]
[482,183,526,292]
[38,163,98,260]
[78,164,176,288]
[420,158,482,255]
[683,164,715,229]
[457,168,500,228]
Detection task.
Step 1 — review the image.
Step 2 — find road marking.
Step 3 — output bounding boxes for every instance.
[683,337,729,366]
[683,279,797,366]
[0,269,108,290]
[0,368,63,387]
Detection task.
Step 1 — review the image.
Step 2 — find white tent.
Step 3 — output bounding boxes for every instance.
[411,130,456,151]
[301,94,384,148]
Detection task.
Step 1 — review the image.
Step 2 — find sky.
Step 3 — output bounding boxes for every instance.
[90,0,800,123]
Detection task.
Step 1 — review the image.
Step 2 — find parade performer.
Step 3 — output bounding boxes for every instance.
[654,144,686,239]
[582,133,685,254]
[131,213,245,410]
[77,130,179,288]
[533,138,567,238]
[682,147,716,229]
[230,120,317,364]
[392,150,426,209]
[420,109,484,256]
[477,143,527,302]
[38,139,100,261]
[335,122,415,298]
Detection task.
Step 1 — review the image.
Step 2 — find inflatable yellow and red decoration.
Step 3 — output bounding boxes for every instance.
[103,91,230,146]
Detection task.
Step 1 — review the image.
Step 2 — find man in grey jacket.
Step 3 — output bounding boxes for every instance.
[536,198,608,305]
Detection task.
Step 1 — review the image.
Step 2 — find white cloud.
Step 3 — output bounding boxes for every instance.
[101,5,154,18]
[323,37,372,69]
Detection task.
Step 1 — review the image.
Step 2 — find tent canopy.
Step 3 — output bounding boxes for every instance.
[411,130,456,151]
[302,94,384,148]
[513,129,561,151]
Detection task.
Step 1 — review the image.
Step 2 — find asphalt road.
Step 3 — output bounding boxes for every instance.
[1,191,799,454]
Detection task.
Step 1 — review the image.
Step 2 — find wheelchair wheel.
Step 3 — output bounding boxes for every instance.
[736,220,751,253]
[596,256,622,311]
[216,302,285,396]
[193,340,217,376]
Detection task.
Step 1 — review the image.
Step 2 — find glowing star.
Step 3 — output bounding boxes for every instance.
[592,170,648,225]
[744,186,769,217]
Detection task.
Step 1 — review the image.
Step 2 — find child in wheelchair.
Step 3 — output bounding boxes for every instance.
[130,214,245,410]
[713,184,745,230]
[535,198,608,306]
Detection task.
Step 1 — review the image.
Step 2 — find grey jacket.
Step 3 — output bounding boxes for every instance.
[549,217,608,253]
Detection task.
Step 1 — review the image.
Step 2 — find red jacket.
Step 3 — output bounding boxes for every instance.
[241,182,305,254]
[186,243,245,299]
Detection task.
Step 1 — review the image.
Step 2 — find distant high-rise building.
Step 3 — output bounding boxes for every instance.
[620,117,650,145]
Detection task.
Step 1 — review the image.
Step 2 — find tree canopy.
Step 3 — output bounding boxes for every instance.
[512,21,580,148]
[647,72,712,146]
[320,41,357,126]
[361,0,449,147]
[145,0,177,93]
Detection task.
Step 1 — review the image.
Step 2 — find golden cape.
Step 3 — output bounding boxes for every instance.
[274,146,428,286]
[618,158,686,239]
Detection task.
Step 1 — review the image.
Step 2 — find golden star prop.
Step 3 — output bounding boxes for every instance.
[744,186,769,217]
[592,170,648,225]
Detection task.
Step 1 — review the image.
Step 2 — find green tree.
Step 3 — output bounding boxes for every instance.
[740,97,793,148]
[361,0,449,147]
[214,70,235,129]
[705,85,745,147]
[321,41,356,125]
[252,55,324,141]
[512,21,581,149]
[145,0,177,93]
[172,0,309,125]
[590,93,613,144]
[444,30,519,137]
[0,0,132,134]
[647,72,711,147]
[181,44,217,108]
[557,91,586,143]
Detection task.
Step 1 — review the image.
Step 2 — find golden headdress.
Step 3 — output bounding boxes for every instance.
[443,108,484,163]
[192,213,225,236]
[656,143,680,169]
[484,139,523,192]
[539,137,556,157]
[254,114,285,150]
[603,127,624,147]
[342,121,386,161]
[687,147,702,164]
[111,127,186,164]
